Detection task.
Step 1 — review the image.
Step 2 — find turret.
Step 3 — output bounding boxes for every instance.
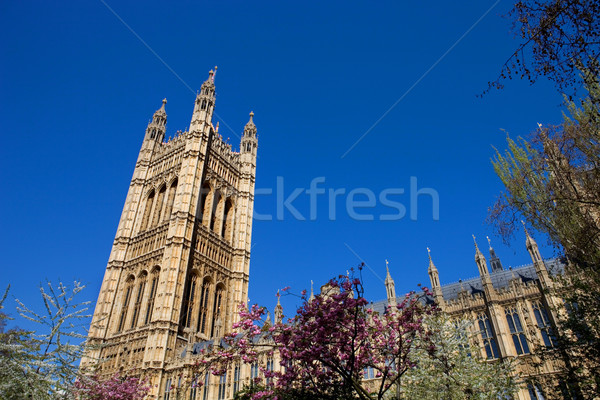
[384,260,397,308]
[427,248,445,307]
[486,236,504,273]
[474,235,497,298]
[190,68,217,133]
[522,221,552,287]
[473,235,490,277]
[241,111,258,158]
[145,98,167,142]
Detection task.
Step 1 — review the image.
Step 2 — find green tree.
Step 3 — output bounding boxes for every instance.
[399,314,516,400]
[0,281,91,400]
[0,286,41,400]
[490,78,600,398]
[486,0,600,97]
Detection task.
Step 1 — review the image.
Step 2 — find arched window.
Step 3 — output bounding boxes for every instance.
[210,191,222,232]
[532,302,556,347]
[152,185,166,227]
[144,268,160,325]
[182,274,198,328]
[221,199,234,241]
[201,100,207,110]
[211,284,225,337]
[140,190,155,231]
[477,313,499,359]
[130,272,147,329]
[197,278,212,334]
[117,276,135,332]
[506,307,530,355]
[163,179,178,222]
[199,182,211,225]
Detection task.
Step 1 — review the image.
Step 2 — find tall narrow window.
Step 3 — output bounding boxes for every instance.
[164,378,172,400]
[211,285,224,337]
[141,190,155,231]
[250,361,259,384]
[152,185,166,227]
[199,182,211,222]
[528,383,546,400]
[190,377,198,400]
[233,363,241,394]
[217,373,227,400]
[130,273,147,329]
[202,373,210,400]
[533,302,556,347]
[117,277,134,332]
[210,191,221,231]
[163,178,178,222]
[477,313,500,359]
[506,307,530,355]
[197,278,211,334]
[266,358,274,385]
[182,275,198,328]
[222,200,234,241]
[145,269,160,325]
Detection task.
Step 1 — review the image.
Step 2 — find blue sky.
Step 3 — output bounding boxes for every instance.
[0,1,569,323]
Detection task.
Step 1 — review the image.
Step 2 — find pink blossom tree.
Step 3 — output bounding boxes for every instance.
[72,372,150,400]
[196,267,437,400]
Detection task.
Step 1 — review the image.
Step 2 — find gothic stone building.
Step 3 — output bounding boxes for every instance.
[84,69,567,400]
[81,68,258,399]
[372,232,565,400]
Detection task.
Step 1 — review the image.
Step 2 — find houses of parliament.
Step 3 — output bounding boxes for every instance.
[84,69,565,400]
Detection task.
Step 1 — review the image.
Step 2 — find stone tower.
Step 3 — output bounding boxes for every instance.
[82,68,258,395]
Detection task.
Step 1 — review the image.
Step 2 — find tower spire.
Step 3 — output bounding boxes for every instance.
[384,260,397,308]
[190,68,217,132]
[486,236,504,273]
[274,290,283,324]
[473,235,489,276]
[309,280,315,302]
[427,248,444,307]
[145,98,167,142]
[241,111,258,156]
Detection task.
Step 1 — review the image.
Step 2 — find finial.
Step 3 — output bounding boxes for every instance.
[213,66,218,81]
[215,121,219,134]
[385,259,389,273]
[521,220,531,236]
[459,279,464,291]
[309,280,315,301]
[156,98,167,113]
[486,236,492,249]
[427,247,432,260]
[276,290,281,304]
[472,234,479,249]
[249,111,254,122]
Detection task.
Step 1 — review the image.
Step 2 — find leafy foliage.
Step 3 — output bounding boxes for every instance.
[400,313,517,400]
[0,282,148,400]
[486,0,600,96]
[489,78,600,398]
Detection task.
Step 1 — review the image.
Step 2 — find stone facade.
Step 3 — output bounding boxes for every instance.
[372,232,565,400]
[82,68,258,399]
[84,70,568,400]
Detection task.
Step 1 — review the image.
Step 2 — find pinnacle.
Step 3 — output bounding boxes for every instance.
[244,111,256,131]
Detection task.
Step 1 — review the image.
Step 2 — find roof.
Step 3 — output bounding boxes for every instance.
[368,258,564,311]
